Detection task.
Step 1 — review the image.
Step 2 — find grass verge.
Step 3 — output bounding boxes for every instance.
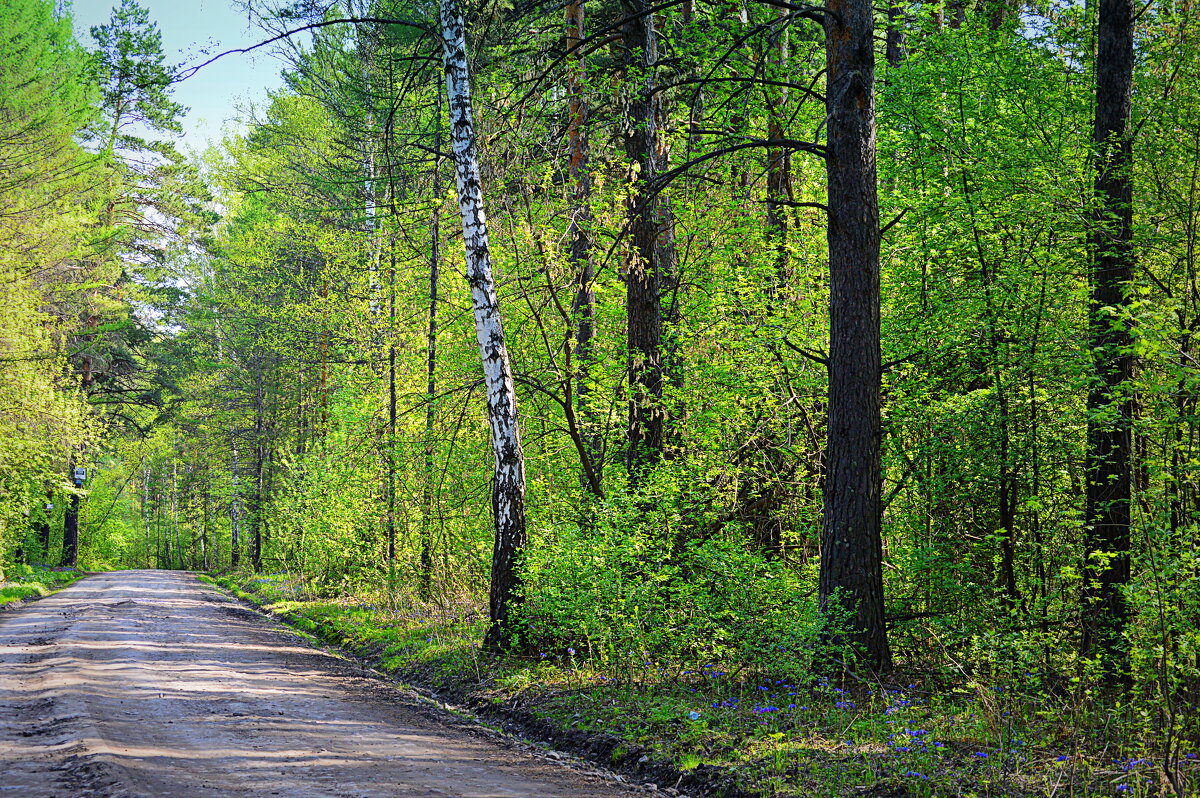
[203,572,1199,798]
[0,564,87,607]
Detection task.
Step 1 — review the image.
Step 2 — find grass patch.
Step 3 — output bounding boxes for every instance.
[207,572,1200,797]
[0,564,86,606]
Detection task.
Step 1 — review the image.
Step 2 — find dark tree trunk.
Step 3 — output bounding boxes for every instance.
[251,374,265,573]
[37,489,53,561]
[387,252,398,570]
[201,484,210,571]
[886,2,906,69]
[1082,0,1135,669]
[440,0,529,652]
[997,398,1021,607]
[230,439,241,569]
[420,110,442,599]
[987,0,1015,30]
[765,9,791,281]
[567,0,599,492]
[682,0,705,170]
[621,0,672,483]
[61,321,97,570]
[818,0,892,672]
[38,516,52,561]
[62,476,79,569]
[948,0,965,28]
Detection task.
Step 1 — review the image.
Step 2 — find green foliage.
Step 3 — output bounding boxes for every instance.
[520,506,823,679]
[6,0,1200,794]
[0,564,86,604]
[0,0,103,564]
[210,570,1200,796]
[90,0,184,141]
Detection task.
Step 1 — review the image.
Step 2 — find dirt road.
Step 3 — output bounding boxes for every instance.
[0,570,641,797]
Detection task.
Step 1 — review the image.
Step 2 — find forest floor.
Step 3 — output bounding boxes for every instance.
[0,570,651,797]
[206,573,1200,798]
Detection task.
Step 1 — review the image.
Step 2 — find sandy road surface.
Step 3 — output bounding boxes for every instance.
[0,570,639,797]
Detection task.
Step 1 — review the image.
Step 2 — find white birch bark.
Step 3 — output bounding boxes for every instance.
[439,0,528,649]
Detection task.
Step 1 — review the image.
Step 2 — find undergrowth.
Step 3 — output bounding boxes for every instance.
[0,564,86,605]
[206,571,1199,797]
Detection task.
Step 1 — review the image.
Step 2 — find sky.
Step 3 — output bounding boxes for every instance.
[69,0,292,152]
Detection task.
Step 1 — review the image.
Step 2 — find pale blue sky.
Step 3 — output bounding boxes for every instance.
[69,0,290,151]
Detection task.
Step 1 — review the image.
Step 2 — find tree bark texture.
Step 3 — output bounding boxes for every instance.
[1082,0,1134,667]
[986,0,1015,30]
[621,0,670,482]
[440,0,529,652]
[62,319,97,570]
[818,0,892,673]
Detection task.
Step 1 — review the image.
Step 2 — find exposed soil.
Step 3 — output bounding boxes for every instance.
[215,581,752,798]
[0,570,647,797]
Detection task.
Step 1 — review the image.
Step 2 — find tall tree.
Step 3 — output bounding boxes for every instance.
[764,8,792,279]
[91,0,183,150]
[886,2,906,68]
[440,0,529,651]
[621,0,672,483]
[1082,0,1135,669]
[566,0,598,492]
[419,92,444,599]
[61,0,197,567]
[0,0,100,570]
[818,0,892,672]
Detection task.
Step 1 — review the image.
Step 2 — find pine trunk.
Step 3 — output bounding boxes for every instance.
[622,0,669,482]
[62,475,79,568]
[37,489,53,562]
[886,2,906,68]
[819,0,892,672]
[1082,0,1134,669]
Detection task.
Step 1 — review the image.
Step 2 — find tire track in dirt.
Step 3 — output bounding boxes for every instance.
[0,570,645,797]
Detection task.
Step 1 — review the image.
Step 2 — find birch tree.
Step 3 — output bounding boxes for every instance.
[439,0,529,651]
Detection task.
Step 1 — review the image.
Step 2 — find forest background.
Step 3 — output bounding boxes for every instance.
[2,0,1199,793]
